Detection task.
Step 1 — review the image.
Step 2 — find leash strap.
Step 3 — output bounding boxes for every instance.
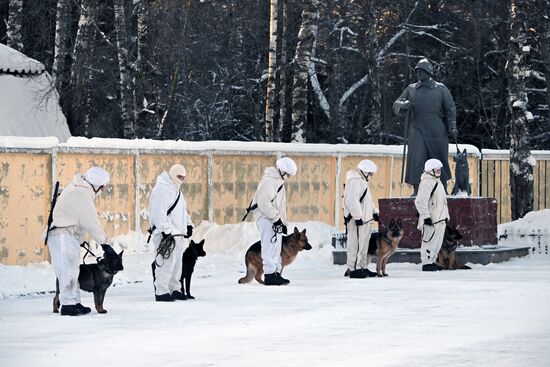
[421,219,448,243]
[80,241,99,264]
[242,184,283,222]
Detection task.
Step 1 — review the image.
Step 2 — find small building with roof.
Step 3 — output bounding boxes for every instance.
[0,43,71,142]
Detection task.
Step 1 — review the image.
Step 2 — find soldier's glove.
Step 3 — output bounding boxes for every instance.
[186,225,193,238]
[424,218,433,226]
[272,218,284,234]
[451,128,458,140]
[281,224,288,235]
[355,218,364,226]
[372,213,380,222]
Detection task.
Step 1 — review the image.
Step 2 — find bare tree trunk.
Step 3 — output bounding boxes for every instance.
[506,0,534,220]
[537,0,550,128]
[365,6,382,136]
[136,0,149,124]
[157,0,192,139]
[265,0,278,142]
[291,0,319,143]
[52,0,71,93]
[6,0,24,51]
[114,0,135,138]
[277,0,288,142]
[70,0,98,136]
[158,63,180,139]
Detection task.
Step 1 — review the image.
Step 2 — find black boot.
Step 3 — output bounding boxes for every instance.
[172,291,188,300]
[75,303,91,314]
[348,269,368,279]
[276,272,290,285]
[264,272,286,286]
[362,268,378,278]
[422,263,442,272]
[60,305,81,316]
[155,293,175,302]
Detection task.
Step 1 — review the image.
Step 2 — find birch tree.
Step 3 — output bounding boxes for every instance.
[6,0,24,51]
[52,0,71,93]
[291,0,319,143]
[265,0,278,142]
[113,0,135,138]
[505,0,534,220]
[69,0,98,136]
[277,0,288,142]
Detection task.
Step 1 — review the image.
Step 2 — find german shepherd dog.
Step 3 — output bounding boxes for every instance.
[53,244,124,314]
[238,227,312,284]
[438,226,471,270]
[179,239,206,299]
[451,148,471,195]
[367,218,403,277]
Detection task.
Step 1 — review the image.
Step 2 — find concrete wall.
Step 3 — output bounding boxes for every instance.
[2,139,544,265]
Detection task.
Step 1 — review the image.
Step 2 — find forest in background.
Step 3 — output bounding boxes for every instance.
[1,0,549,219]
[1,0,548,149]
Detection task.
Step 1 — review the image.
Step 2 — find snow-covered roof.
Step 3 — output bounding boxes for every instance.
[0,44,71,143]
[0,43,45,74]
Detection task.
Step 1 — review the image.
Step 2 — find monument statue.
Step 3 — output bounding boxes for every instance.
[393,58,457,195]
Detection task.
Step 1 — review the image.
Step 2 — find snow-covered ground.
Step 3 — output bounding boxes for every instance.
[1,218,550,366]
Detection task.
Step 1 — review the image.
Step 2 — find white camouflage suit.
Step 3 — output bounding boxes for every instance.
[47,174,110,307]
[252,166,288,275]
[149,172,193,296]
[414,171,450,265]
[343,169,378,271]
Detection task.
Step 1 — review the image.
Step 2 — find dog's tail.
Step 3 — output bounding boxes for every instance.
[238,249,255,284]
[238,263,256,284]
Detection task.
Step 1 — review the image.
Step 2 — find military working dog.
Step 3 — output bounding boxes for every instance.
[367,218,403,276]
[179,239,206,299]
[53,244,124,314]
[438,225,471,270]
[238,227,312,284]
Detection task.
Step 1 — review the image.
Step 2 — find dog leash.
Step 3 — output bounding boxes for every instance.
[80,241,99,264]
[421,219,448,243]
[154,234,190,267]
[352,218,374,270]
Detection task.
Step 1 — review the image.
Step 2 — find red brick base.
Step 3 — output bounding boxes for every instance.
[378,197,498,248]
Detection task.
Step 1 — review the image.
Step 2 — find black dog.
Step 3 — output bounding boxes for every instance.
[53,244,124,314]
[179,239,206,299]
[451,148,471,195]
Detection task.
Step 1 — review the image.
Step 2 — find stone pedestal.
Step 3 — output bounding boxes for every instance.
[378,197,498,248]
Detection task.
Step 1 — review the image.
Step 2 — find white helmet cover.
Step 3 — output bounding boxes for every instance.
[424,158,443,171]
[85,167,110,187]
[357,159,377,174]
[276,157,297,176]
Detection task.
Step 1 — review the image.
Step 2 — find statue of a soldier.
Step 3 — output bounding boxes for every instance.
[393,58,457,195]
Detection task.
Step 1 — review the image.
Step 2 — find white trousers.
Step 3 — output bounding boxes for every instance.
[420,222,446,265]
[346,221,372,270]
[257,218,282,275]
[48,232,81,306]
[152,234,185,295]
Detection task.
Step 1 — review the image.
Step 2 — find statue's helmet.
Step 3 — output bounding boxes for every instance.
[415,58,434,75]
